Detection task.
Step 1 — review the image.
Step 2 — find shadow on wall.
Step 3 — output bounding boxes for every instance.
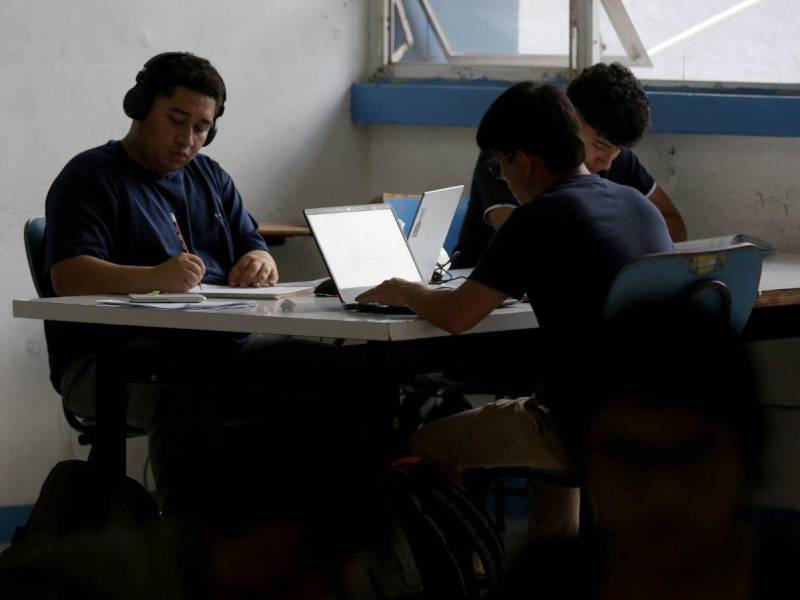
[247,88,369,282]
[268,237,328,283]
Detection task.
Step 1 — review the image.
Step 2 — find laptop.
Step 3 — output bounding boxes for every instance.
[304,204,426,313]
[405,185,464,283]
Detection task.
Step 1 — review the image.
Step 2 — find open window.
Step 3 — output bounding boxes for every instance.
[378,0,799,88]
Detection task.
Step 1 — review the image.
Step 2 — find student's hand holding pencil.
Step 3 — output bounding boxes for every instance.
[151,253,206,292]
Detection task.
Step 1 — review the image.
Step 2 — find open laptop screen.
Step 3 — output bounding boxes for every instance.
[407,185,464,282]
[305,205,423,294]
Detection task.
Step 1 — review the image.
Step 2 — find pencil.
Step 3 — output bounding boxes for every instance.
[170,211,203,291]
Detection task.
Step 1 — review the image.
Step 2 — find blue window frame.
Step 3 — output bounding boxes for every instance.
[361,1,800,137]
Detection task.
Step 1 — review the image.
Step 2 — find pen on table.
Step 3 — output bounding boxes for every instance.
[169,211,203,291]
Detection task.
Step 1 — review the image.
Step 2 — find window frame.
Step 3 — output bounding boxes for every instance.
[371,0,800,93]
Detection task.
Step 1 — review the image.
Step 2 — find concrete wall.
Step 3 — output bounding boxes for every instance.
[0,0,370,507]
[366,126,800,251]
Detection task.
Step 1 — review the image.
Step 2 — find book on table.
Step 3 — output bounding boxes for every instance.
[674,234,775,255]
[188,284,314,299]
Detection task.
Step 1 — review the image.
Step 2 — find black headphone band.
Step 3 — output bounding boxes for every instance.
[134,52,226,118]
[123,52,226,146]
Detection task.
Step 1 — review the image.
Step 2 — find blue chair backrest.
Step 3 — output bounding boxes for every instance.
[382,194,421,237]
[444,195,470,256]
[24,216,53,298]
[382,193,470,256]
[604,244,762,335]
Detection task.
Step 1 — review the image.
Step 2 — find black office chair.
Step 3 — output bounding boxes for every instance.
[23,217,52,298]
[24,217,146,453]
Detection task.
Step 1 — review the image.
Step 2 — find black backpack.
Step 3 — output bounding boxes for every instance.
[386,457,505,599]
[0,460,162,598]
[10,459,159,544]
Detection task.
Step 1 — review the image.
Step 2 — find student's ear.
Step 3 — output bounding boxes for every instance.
[519,152,541,177]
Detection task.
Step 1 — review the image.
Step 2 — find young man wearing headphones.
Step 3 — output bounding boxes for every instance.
[42,53,363,516]
[357,82,673,537]
[453,63,687,269]
[47,52,275,300]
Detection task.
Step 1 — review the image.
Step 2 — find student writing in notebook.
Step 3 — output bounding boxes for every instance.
[47,53,276,298]
[357,82,673,536]
[453,62,686,269]
[43,52,370,519]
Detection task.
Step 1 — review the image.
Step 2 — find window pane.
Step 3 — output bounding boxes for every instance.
[396,0,568,63]
[392,0,798,86]
[518,0,569,56]
[427,0,519,54]
[618,0,800,84]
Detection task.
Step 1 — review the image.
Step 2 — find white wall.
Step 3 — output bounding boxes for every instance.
[0,0,370,506]
[366,125,800,252]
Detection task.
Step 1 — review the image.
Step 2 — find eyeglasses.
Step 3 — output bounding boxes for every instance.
[485,152,516,179]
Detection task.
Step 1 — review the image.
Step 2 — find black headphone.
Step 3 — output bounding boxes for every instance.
[122,52,226,146]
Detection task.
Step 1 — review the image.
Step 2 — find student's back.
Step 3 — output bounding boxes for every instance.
[470,174,673,334]
[360,82,675,541]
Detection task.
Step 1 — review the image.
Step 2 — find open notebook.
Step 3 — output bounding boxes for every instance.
[674,234,775,255]
[187,284,314,299]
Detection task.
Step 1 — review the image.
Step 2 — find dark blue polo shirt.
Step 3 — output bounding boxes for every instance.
[470,174,673,334]
[453,148,656,268]
[43,141,267,390]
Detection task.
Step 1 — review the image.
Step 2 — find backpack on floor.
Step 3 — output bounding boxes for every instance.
[6,459,159,548]
[386,457,505,599]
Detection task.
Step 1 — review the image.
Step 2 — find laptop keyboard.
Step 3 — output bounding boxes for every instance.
[343,302,415,315]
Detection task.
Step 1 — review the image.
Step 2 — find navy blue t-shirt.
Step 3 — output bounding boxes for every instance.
[469,175,672,334]
[453,148,656,268]
[43,141,268,390]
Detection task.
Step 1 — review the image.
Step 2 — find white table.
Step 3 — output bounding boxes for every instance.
[13,252,800,358]
[12,294,537,341]
[14,253,800,475]
[13,290,538,476]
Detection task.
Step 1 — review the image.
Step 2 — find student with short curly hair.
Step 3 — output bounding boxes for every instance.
[454,63,686,268]
[567,61,651,148]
